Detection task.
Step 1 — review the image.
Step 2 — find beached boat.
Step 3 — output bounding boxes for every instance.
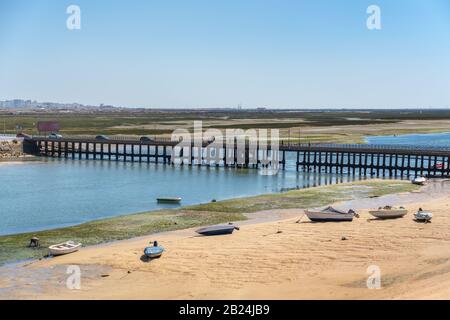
[144,246,164,259]
[412,177,426,185]
[304,206,357,222]
[196,224,240,236]
[157,197,182,203]
[49,241,81,256]
[414,209,433,222]
[369,206,408,219]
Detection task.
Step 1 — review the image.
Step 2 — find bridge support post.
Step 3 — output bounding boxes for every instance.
[433,155,437,176]
[388,154,393,177]
[163,146,167,164]
[394,154,398,176]
[420,155,424,176]
[446,156,450,177]
[406,155,411,177]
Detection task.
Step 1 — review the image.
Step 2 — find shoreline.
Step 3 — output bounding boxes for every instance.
[0,179,418,266]
[0,156,40,164]
[4,179,450,299]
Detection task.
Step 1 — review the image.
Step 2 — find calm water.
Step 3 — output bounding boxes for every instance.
[3,131,446,236]
[0,158,356,236]
[366,132,450,147]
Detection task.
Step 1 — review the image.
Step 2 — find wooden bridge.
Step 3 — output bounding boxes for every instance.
[22,135,450,178]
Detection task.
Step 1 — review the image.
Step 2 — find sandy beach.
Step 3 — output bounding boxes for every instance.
[2,180,450,300]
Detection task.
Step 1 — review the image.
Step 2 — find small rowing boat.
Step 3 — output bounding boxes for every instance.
[369,206,407,219]
[144,246,164,259]
[49,241,81,256]
[196,224,240,236]
[157,197,181,203]
[304,206,357,222]
[412,177,426,185]
[414,209,433,222]
[144,241,164,259]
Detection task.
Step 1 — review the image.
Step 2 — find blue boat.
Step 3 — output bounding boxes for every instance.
[196,224,239,236]
[144,244,164,259]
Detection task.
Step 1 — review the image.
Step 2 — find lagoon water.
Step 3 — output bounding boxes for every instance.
[0,158,356,236]
[2,131,447,236]
[366,132,450,147]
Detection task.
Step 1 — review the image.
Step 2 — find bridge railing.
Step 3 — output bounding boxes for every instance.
[280,141,450,152]
[30,134,171,142]
[28,135,450,153]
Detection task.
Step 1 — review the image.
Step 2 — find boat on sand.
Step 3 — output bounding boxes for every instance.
[49,241,81,256]
[144,241,164,259]
[369,206,408,219]
[412,177,426,185]
[414,209,433,222]
[304,206,358,222]
[196,224,240,236]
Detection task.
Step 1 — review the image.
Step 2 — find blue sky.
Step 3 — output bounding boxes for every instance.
[1,0,449,108]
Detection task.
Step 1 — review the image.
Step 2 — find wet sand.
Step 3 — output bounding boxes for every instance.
[2,180,450,299]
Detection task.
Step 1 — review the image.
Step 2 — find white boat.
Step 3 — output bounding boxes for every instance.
[304,206,357,222]
[414,209,433,222]
[49,241,81,256]
[412,177,426,185]
[369,206,408,219]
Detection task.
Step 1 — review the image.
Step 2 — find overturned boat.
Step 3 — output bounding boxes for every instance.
[304,206,357,222]
[369,206,408,219]
[196,224,240,236]
[49,241,81,256]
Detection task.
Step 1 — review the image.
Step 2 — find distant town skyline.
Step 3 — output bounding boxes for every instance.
[3,98,450,111]
[1,0,450,109]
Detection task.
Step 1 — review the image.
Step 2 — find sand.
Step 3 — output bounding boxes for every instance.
[3,182,450,299]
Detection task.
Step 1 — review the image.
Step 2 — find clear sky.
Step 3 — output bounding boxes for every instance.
[1,0,449,109]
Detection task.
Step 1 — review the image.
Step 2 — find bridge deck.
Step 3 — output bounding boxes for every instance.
[25,135,450,156]
[22,136,450,177]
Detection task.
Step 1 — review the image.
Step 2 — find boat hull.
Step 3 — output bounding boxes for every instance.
[305,211,353,222]
[144,246,164,258]
[157,198,181,203]
[414,212,433,222]
[412,178,426,185]
[369,210,407,219]
[49,242,81,256]
[196,225,236,236]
